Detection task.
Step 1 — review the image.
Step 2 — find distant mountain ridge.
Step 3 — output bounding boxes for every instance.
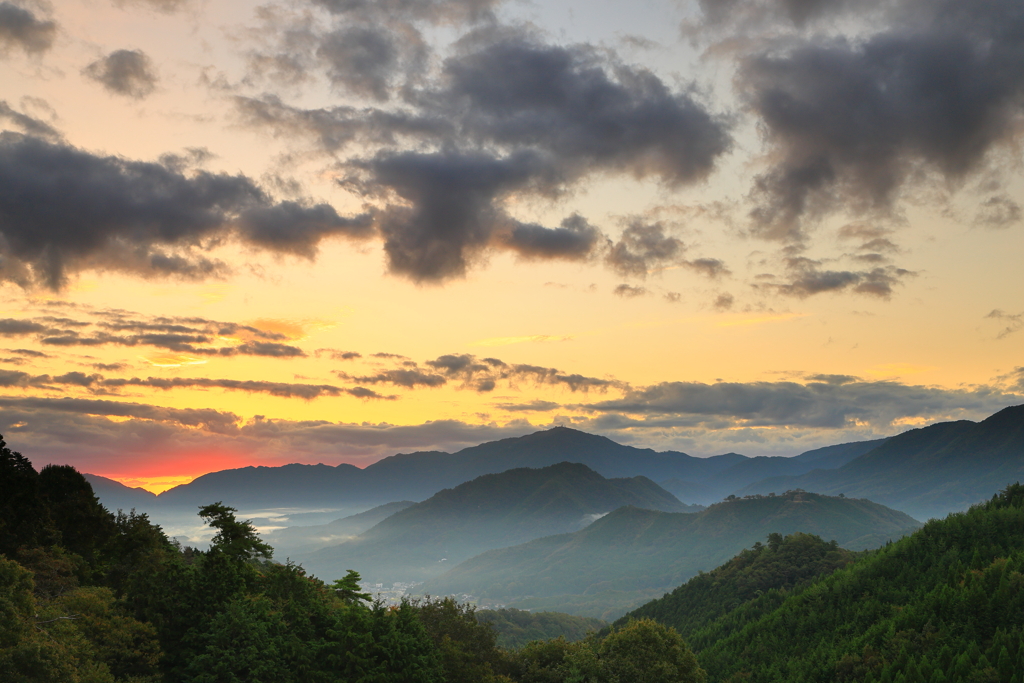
[89,427,884,515]
[419,490,920,618]
[294,461,696,584]
[739,404,1024,519]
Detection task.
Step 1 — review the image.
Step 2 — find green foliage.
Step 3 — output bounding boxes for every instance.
[499,620,705,683]
[687,482,1024,682]
[0,438,57,556]
[415,596,506,683]
[0,555,161,683]
[198,503,273,564]
[330,569,372,605]
[477,608,605,649]
[596,619,706,683]
[617,532,857,639]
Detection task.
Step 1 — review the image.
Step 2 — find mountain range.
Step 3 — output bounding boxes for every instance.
[418,489,920,618]
[738,404,1024,519]
[86,428,884,516]
[294,462,697,584]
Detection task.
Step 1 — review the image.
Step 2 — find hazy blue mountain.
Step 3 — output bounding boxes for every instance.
[659,439,887,505]
[119,428,886,519]
[739,404,1024,520]
[419,490,920,619]
[83,473,157,513]
[294,462,697,585]
[263,501,416,556]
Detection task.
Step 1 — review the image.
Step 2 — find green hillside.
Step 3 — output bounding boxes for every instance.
[681,482,1024,682]
[420,490,920,618]
[298,462,694,584]
[614,532,860,638]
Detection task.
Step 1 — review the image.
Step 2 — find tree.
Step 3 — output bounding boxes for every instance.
[597,619,705,683]
[198,503,273,564]
[330,570,371,605]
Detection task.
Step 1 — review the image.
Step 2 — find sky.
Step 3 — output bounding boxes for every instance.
[1,0,1023,493]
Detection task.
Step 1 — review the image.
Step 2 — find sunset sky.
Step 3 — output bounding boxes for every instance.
[1,0,1022,492]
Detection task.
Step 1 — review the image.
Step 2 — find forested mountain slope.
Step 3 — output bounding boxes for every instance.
[685,483,1024,682]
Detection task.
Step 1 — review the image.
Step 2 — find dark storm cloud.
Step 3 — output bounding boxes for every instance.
[0,134,374,289]
[245,30,730,282]
[236,202,373,257]
[587,379,1020,429]
[731,0,1024,239]
[0,2,55,55]
[348,149,562,281]
[0,101,61,141]
[502,214,603,261]
[83,50,158,99]
[432,32,730,185]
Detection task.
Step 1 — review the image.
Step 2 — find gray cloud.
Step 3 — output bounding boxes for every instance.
[341,368,448,388]
[713,292,735,310]
[613,284,648,298]
[502,214,604,261]
[734,0,1024,239]
[349,149,566,281]
[0,2,55,56]
[317,24,426,101]
[974,195,1022,228]
[986,309,1023,339]
[0,101,61,141]
[762,258,912,298]
[100,376,390,400]
[606,221,684,277]
[312,0,500,23]
[493,399,560,412]
[0,318,49,335]
[83,50,158,99]
[587,378,1021,429]
[112,0,191,13]
[0,134,373,289]
[246,30,731,282]
[234,95,454,152]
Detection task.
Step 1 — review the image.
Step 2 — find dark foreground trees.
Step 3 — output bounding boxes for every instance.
[0,439,704,683]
